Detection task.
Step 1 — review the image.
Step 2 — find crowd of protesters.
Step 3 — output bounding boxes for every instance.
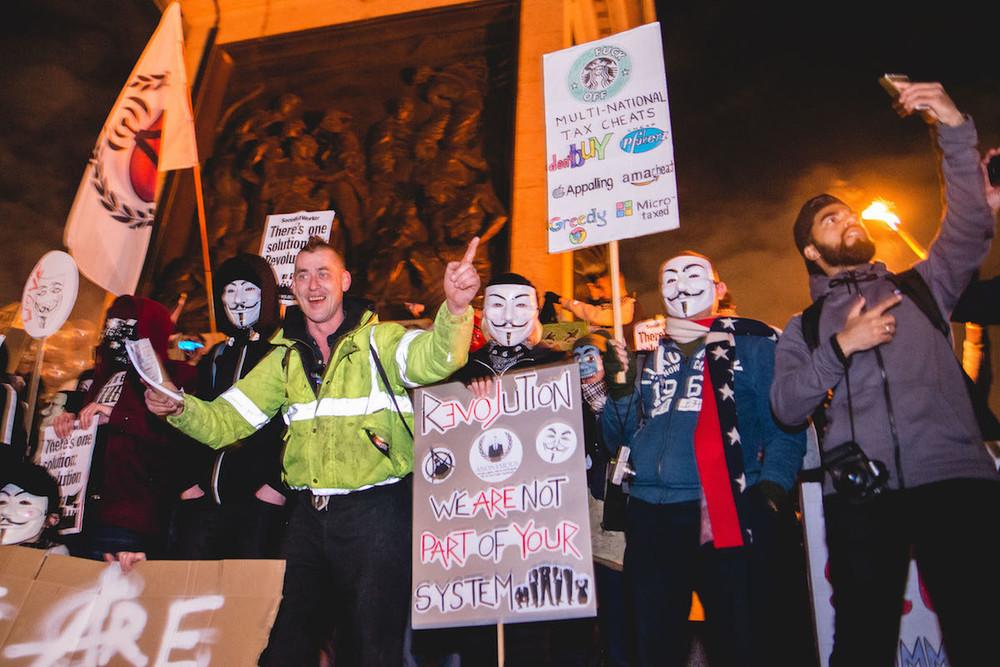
[2,80,999,667]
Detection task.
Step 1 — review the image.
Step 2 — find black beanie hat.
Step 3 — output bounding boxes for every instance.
[486,272,536,290]
[214,254,281,338]
[794,194,847,254]
[4,462,61,519]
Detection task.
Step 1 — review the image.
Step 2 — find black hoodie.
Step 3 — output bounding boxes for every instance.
[178,255,286,504]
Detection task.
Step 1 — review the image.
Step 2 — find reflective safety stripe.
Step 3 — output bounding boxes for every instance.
[394,329,423,388]
[285,400,316,421]
[369,329,414,412]
[284,394,413,422]
[221,387,270,429]
[282,331,416,424]
[287,476,403,496]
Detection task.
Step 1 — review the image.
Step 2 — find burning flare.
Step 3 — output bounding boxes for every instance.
[861,200,901,231]
[861,199,926,259]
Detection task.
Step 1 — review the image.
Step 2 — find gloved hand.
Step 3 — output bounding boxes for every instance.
[753,479,789,515]
[604,339,636,399]
[539,291,560,324]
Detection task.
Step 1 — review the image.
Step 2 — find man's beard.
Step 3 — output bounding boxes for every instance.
[814,236,876,267]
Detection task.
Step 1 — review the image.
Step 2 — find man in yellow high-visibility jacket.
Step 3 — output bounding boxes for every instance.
[146,236,481,666]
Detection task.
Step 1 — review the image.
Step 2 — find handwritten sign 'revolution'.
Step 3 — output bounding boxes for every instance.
[410,363,596,629]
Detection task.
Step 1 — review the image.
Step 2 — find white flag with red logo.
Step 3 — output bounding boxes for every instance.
[64,2,197,296]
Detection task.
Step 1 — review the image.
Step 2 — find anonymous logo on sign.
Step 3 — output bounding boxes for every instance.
[20,251,80,339]
[470,428,523,482]
[23,273,64,331]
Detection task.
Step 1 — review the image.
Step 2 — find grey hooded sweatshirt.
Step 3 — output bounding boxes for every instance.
[771,118,998,491]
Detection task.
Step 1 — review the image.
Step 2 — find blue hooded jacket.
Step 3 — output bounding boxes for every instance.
[602,334,804,505]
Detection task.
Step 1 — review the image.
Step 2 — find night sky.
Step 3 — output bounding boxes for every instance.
[2,0,998,331]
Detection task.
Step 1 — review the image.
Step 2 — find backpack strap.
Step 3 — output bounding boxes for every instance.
[889,269,950,337]
[370,343,414,440]
[801,295,827,351]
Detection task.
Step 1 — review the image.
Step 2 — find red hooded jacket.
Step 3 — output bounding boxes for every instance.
[84,296,193,538]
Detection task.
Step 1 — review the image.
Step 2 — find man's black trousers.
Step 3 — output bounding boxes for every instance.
[825,478,1000,667]
[258,477,412,667]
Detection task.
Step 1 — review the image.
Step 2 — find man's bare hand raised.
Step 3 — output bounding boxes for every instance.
[894,82,963,127]
[444,236,482,315]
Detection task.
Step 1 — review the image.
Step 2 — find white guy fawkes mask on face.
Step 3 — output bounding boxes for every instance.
[661,255,716,319]
[483,284,539,347]
[0,484,49,545]
[222,280,262,329]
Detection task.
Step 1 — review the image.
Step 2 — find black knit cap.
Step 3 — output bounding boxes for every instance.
[486,272,536,290]
[793,194,847,254]
[4,462,61,519]
[214,253,281,338]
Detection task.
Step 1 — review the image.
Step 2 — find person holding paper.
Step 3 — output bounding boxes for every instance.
[547,272,636,331]
[602,252,805,667]
[53,295,190,560]
[144,235,479,667]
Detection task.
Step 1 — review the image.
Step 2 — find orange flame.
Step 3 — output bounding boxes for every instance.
[861,200,901,231]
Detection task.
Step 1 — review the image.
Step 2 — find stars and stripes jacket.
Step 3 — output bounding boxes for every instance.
[168,298,473,493]
[602,334,805,506]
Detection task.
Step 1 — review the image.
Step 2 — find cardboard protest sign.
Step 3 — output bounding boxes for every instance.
[544,23,679,253]
[259,210,335,304]
[0,547,284,666]
[539,321,590,352]
[20,252,79,339]
[35,423,99,535]
[801,483,948,666]
[411,362,596,629]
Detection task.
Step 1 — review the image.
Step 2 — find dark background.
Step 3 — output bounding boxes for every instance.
[2,0,998,329]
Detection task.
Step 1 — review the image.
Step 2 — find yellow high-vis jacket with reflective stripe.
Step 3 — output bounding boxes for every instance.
[169,302,472,493]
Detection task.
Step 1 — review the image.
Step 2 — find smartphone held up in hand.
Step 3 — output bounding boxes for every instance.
[878,73,909,99]
[988,155,1000,187]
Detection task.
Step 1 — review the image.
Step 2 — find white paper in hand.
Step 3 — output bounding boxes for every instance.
[125,338,182,402]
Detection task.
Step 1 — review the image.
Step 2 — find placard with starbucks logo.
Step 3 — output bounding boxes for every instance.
[543,23,679,253]
[410,362,596,629]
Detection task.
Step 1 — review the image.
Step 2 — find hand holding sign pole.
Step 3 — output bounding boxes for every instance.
[609,241,626,383]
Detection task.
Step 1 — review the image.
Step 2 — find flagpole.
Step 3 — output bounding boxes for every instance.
[192,162,217,333]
